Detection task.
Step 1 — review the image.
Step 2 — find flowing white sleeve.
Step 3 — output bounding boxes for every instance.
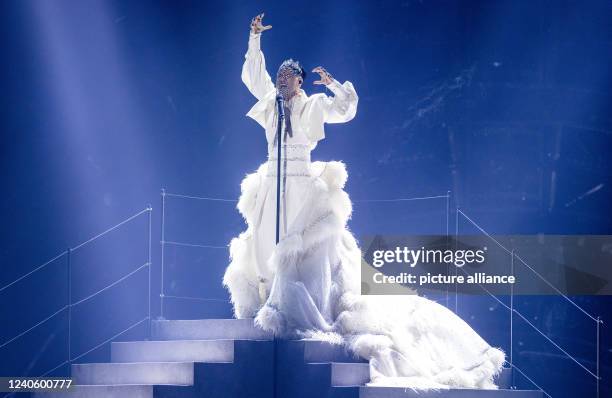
[241,32,275,101]
[320,79,359,123]
[303,79,359,143]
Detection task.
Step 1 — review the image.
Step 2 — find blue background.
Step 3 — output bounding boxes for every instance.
[0,1,610,396]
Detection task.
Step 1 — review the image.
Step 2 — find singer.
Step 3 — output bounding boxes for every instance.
[223,13,505,390]
[224,12,358,312]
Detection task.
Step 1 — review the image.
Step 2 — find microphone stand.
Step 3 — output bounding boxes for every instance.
[271,93,285,398]
[259,94,284,307]
[275,93,285,245]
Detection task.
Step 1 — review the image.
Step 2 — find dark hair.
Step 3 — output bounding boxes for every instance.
[277,58,306,82]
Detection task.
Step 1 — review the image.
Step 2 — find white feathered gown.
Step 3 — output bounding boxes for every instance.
[222,31,506,390]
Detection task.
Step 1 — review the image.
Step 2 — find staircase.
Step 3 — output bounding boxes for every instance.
[32,319,274,398]
[276,339,543,398]
[32,319,544,398]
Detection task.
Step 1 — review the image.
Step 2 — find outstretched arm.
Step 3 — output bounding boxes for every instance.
[241,13,275,101]
[313,66,358,123]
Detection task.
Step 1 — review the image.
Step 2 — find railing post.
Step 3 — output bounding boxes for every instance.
[446,190,450,237]
[147,204,153,339]
[160,189,166,319]
[510,249,515,388]
[445,191,451,308]
[67,248,72,367]
[597,316,600,398]
[454,207,459,313]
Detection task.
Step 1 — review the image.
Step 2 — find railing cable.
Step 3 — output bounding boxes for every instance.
[70,317,149,363]
[0,305,69,350]
[355,194,449,202]
[71,262,149,307]
[164,192,237,202]
[0,251,67,294]
[162,240,227,250]
[508,362,552,398]
[457,208,600,322]
[72,208,150,252]
[163,294,230,302]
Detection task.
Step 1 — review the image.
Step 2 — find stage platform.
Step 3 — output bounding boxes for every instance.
[32,318,544,398]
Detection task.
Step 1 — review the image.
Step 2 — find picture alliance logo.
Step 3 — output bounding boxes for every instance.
[371,246,488,268]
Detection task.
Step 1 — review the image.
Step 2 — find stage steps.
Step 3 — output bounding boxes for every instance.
[32,319,274,398]
[277,339,544,398]
[32,318,544,398]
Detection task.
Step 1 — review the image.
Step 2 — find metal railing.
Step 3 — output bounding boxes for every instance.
[354,191,451,235]
[0,206,152,388]
[354,191,453,307]
[159,189,236,318]
[6,188,594,397]
[159,188,452,319]
[455,208,603,398]
[6,184,594,397]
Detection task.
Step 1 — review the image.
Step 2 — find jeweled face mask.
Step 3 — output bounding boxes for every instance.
[276,59,305,100]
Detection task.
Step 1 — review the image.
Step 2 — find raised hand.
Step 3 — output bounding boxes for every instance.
[312,66,333,85]
[250,13,272,34]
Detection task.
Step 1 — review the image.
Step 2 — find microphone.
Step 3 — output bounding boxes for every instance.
[276,92,285,119]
